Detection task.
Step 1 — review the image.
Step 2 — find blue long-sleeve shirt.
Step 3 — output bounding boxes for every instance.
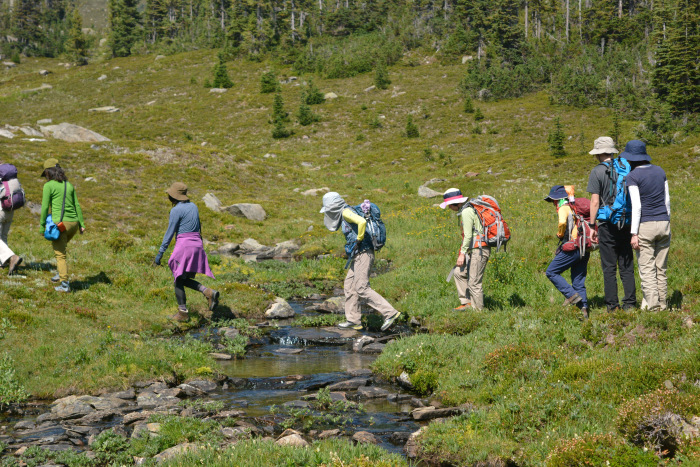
[159,202,201,254]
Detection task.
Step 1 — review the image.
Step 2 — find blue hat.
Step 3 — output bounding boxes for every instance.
[544,185,568,202]
[619,140,651,162]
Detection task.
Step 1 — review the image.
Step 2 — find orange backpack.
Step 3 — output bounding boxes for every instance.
[468,195,511,251]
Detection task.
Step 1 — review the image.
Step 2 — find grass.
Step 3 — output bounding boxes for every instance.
[0,49,698,464]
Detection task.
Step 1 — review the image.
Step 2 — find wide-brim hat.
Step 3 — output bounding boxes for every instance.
[619,139,651,162]
[41,157,59,176]
[166,182,189,201]
[589,136,619,155]
[319,192,342,213]
[439,188,468,209]
[544,185,568,202]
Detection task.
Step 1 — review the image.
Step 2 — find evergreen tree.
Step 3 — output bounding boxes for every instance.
[548,117,566,158]
[297,101,320,126]
[260,71,279,93]
[12,0,42,49]
[271,91,290,124]
[304,79,325,105]
[212,52,234,88]
[374,61,391,90]
[474,107,485,121]
[145,0,168,44]
[65,8,88,65]
[272,120,292,138]
[108,0,140,57]
[405,115,420,138]
[464,96,474,113]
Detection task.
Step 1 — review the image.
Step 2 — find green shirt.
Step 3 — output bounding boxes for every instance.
[460,206,483,254]
[40,180,85,230]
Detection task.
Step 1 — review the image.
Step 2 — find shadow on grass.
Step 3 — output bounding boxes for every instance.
[24,261,54,272]
[588,295,606,309]
[211,305,236,321]
[72,271,112,291]
[668,290,683,310]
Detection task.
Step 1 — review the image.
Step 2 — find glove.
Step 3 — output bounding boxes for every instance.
[154,252,163,266]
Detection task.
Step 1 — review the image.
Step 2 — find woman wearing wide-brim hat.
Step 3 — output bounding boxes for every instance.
[155,182,219,322]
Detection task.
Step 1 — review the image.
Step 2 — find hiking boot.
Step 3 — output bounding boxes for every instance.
[54,281,70,293]
[203,288,220,311]
[381,312,402,332]
[563,293,582,306]
[7,255,22,276]
[582,307,590,320]
[169,310,190,322]
[607,305,621,313]
[453,303,472,311]
[51,273,60,283]
[338,321,363,331]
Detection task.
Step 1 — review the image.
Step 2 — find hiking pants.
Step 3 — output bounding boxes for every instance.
[454,247,491,310]
[174,272,205,308]
[344,250,398,324]
[0,209,15,265]
[546,249,590,309]
[598,222,637,310]
[52,221,80,282]
[636,220,671,310]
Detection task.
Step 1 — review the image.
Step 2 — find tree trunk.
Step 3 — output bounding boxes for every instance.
[565,0,569,41]
[618,0,622,18]
[444,0,448,21]
[525,0,528,38]
[578,0,582,39]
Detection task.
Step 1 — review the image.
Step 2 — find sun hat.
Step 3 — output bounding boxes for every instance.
[589,137,618,155]
[544,185,569,202]
[439,188,469,209]
[41,157,59,176]
[166,182,189,201]
[619,140,651,162]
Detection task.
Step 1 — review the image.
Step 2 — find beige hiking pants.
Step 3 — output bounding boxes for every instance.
[0,209,15,265]
[454,247,491,310]
[636,220,670,310]
[52,221,80,282]
[344,250,398,324]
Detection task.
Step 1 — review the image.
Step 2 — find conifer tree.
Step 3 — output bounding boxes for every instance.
[464,96,474,113]
[212,52,234,88]
[12,0,42,48]
[405,115,420,138]
[303,79,325,105]
[297,100,319,126]
[260,71,279,93]
[474,107,485,121]
[65,8,88,65]
[108,0,140,57]
[374,61,391,90]
[271,90,292,138]
[145,0,168,44]
[548,117,566,158]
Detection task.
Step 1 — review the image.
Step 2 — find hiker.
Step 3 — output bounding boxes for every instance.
[624,140,671,310]
[544,186,592,319]
[439,188,491,311]
[40,158,85,292]
[0,163,25,276]
[154,182,219,322]
[587,137,637,311]
[320,192,401,332]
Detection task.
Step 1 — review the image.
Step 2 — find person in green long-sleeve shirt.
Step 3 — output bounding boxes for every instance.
[40,158,85,292]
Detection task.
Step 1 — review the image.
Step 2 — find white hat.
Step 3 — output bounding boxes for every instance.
[589,136,619,155]
[439,188,469,209]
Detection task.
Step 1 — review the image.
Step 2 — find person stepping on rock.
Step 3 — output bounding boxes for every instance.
[320,192,401,332]
[154,182,219,322]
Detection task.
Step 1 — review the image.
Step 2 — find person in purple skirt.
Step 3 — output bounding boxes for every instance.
[154,182,219,322]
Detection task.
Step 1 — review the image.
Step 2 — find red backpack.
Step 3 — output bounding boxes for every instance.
[468,195,511,251]
[0,164,25,211]
[560,197,595,255]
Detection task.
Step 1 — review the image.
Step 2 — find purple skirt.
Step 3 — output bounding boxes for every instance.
[168,232,214,280]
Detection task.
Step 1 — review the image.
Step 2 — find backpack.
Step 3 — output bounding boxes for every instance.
[596,157,632,227]
[341,202,386,257]
[560,196,594,255]
[0,164,25,211]
[468,195,510,251]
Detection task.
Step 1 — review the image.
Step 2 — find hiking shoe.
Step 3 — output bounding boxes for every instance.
[582,308,590,320]
[51,273,60,283]
[338,321,363,331]
[169,310,190,322]
[563,293,582,306]
[203,288,220,311]
[453,303,472,311]
[381,312,402,332]
[54,281,70,293]
[7,255,22,276]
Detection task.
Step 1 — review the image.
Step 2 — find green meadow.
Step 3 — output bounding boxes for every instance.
[0,50,698,464]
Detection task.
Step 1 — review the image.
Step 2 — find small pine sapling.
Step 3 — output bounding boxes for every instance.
[374,61,391,90]
[297,102,319,126]
[271,91,289,124]
[304,79,325,105]
[548,117,567,158]
[405,115,420,138]
[464,96,474,113]
[260,71,279,94]
[474,107,485,121]
[212,52,234,89]
[272,120,292,139]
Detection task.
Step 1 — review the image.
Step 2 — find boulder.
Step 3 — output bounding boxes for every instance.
[202,193,223,212]
[40,123,110,143]
[398,371,414,390]
[106,388,136,400]
[39,70,51,76]
[210,88,228,93]
[37,119,52,125]
[0,129,14,139]
[213,243,240,256]
[327,378,369,391]
[19,126,43,137]
[265,298,295,319]
[219,327,240,340]
[477,88,491,100]
[352,335,375,352]
[155,55,166,60]
[302,187,330,196]
[462,55,473,64]
[136,393,180,409]
[88,106,120,113]
[364,85,376,92]
[418,186,441,198]
[154,443,198,463]
[352,431,378,444]
[97,75,107,81]
[187,380,218,393]
[123,412,151,425]
[276,433,308,447]
[223,203,267,221]
[324,92,338,99]
[405,427,425,458]
[357,386,391,399]
[318,429,341,439]
[209,352,232,360]
[465,172,479,178]
[411,405,468,421]
[361,343,385,354]
[3,61,16,68]
[318,296,345,314]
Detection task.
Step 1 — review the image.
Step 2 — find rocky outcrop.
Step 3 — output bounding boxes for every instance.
[222,203,267,221]
[211,238,299,262]
[40,123,110,143]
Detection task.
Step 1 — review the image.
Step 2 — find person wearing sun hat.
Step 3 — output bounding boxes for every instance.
[40,158,86,292]
[543,185,591,319]
[440,188,490,311]
[586,136,637,311]
[624,140,671,310]
[155,182,219,322]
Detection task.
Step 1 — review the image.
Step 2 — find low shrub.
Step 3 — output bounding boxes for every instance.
[0,352,30,408]
[106,231,135,253]
[546,433,658,466]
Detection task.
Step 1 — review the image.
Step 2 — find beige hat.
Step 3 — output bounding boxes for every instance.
[589,136,618,155]
[41,157,59,176]
[166,182,189,201]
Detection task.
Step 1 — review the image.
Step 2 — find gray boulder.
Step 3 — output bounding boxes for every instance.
[352,431,378,444]
[418,185,441,198]
[136,393,180,409]
[19,127,43,137]
[276,433,308,447]
[88,106,120,113]
[327,378,369,391]
[265,298,295,319]
[223,203,267,221]
[0,129,14,139]
[154,443,198,463]
[357,386,391,399]
[187,380,218,393]
[40,123,110,143]
[203,193,223,212]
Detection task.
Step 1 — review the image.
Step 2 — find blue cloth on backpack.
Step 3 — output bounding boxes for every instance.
[44,214,60,240]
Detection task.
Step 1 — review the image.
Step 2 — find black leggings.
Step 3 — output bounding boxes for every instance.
[174,273,202,306]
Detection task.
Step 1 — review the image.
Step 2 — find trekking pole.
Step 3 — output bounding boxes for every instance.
[344,243,359,269]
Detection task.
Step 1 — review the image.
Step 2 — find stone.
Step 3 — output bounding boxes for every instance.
[265,298,295,319]
[223,203,267,221]
[411,405,467,421]
[219,327,240,340]
[106,388,136,400]
[40,123,110,143]
[202,193,223,212]
[14,446,27,455]
[3,61,16,68]
[387,393,414,403]
[210,88,228,93]
[88,106,120,113]
[364,85,376,92]
[37,119,52,125]
[301,162,314,168]
[177,384,206,397]
[155,55,166,60]
[97,74,107,81]
[318,296,345,314]
[418,186,441,198]
[263,152,277,159]
[276,433,308,447]
[283,400,311,409]
[683,316,694,328]
[240,238,265,251]
[50,397,95,420]
[213,243,240,256]
[14,420,36,430]
[275,348,304,355]
[136,393,180,409]
[361,343,385,354]
[221,426,251,440]
[154,443,198,463]
[82,396,130,411]
[0,129,14,139]
[84,177,97,182]
[398,371,414,390]
[324,92,338,99]
[187,380,218,393]
[39,70,51,76]
[146,423,161,433]
[209,352,232,360]
[318,429,340,439]
[353,335,375,352]
[348,369,373,377]
[123,411,151,425]
[357,386,391,399]
[477,88,491,100]
[327,378,369,391]
[405,427,425,458]
[462,55,473,64]
[465,172,479,178]
[302,187,330,196]
[352,431,378,444]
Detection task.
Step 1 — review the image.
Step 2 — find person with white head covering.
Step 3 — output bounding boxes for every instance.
[439,188,490,311]
[320,192,401,332]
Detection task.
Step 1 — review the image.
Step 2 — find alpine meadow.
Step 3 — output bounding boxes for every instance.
[0,0,699,465]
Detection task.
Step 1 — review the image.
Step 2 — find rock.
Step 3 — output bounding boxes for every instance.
[364,85,376,92]
[398,371,414,390]
[302,187,330,196]
[301,161,314,168]
[123,412,151,425]
[265,298,295,319]
[3,61,16,68]
[353,335,375,352]
[210,88,228,93]
[411,405,468,421]
[220,426,251,440]
[283,400,311,408]
[277,433,308,447]
[318,296,345,314]
[462,55,473,64]
[683,316,693,328]
[97,75,107,81]
[40,123,110,143]
[418,186,441,198]
[136,393,180,409]
[275,348,304,355]
[210,352,232,360]
[88,106,120,113]
[318,429,341,439]
[240,238,265,251]
[39,70,50,76]
[37,119,52,125]
[106,388,136,399]
[185,380,217,393]
[14,446,27,456]
[0,129,14,139]
[352,431,378,444]
[213,243,240,256]
[361,343,385,354]
[50,397,95,420]
[219,327,240,340]
[327,378,369,391]
[405,427,425,458]
[465,172,479,178]
[223,203,267,221]
[14,420,36,430]
[155,55,165,60]
[83,396,130,411]
[357,386,391,399]
[154,443,198,463]
[324,92,338,99]
[477,88,491,100]
[84,177,97,182]
[202,193,223,212]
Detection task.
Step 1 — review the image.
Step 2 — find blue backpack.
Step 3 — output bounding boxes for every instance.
[341,203,386,257]
[596,157,632,227]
